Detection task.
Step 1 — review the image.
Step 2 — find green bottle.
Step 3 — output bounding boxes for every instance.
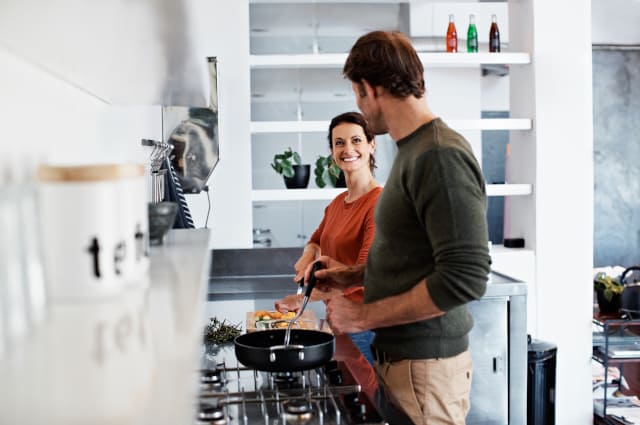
[467,14,478,53]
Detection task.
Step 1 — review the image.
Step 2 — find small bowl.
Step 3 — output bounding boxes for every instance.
[148,201,178,245]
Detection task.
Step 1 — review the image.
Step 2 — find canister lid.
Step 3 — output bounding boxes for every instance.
[37,163,145,182]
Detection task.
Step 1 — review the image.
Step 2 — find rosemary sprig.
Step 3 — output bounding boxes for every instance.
[203,317,242,345]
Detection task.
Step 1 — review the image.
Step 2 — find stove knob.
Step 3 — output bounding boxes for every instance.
[328,368,343,385]
[353,403,368,423]
[343,392,360,407]
[324,360,339,372]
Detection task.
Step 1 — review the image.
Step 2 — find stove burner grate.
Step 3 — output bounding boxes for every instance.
[282,399,313,423]
[197,359,387,424]
[197,402,227,425]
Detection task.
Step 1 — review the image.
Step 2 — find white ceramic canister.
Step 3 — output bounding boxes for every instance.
[117,164,149,284]
[37,164,129,300]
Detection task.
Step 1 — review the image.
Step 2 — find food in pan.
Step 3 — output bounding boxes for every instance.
[253,310,296,322]
[247,310,318,332]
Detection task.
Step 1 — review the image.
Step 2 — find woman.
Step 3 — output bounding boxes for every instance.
[275,111,381,364]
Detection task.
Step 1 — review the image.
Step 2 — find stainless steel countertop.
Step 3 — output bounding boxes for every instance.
[208,271,527,301]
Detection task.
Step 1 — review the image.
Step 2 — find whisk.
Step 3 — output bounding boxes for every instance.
[141,139,174,203]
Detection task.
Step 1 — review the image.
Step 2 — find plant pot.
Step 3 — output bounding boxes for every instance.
[284,164,310,189]
[334,170,346,188]
[596,288,621,314]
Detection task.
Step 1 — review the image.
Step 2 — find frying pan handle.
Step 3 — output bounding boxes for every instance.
[268,344,305,362]
[304,262,324,298]
[621,266,640,286]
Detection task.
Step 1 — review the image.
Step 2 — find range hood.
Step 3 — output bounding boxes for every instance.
[0,0,211,106]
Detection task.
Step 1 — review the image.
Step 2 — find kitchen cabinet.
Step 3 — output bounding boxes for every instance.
[467,287,528,425]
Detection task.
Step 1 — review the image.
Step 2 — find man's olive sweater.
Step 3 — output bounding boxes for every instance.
[365,118,491,360]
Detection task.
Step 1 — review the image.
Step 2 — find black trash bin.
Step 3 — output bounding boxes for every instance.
[527,335,557,425]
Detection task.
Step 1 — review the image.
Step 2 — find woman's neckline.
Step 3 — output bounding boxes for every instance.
[344,180,378,204]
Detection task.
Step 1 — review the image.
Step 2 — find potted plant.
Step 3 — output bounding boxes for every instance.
[271,147,310,189]
[594,272,624,314]
[314,155,346,188]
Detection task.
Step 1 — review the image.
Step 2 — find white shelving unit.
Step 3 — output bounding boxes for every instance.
[251,118,532,134]
[252,183,532,202]
[249,47,533,202]
[248,1,536,257]
[250,52,531,68]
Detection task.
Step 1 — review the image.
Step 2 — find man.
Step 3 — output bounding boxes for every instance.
[310,31,491,425]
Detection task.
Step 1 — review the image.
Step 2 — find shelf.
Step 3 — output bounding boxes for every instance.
[251,118,532,134]
[487,184,532,196]
[593,349,640,364]
[591,316,640,422]
[252,184,532,202]
[250,52,531,69]
[253,188,345,201]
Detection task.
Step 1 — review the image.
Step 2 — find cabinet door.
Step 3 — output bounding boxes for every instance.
[467,297,509,425]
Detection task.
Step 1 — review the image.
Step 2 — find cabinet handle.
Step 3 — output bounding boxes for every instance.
[493,355,504,373]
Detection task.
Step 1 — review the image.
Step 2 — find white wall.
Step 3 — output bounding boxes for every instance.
[183,0,253,248]
[0,0,253,250]
[510,1,594,424]
[0,46,160,164]
[592,0,640,45]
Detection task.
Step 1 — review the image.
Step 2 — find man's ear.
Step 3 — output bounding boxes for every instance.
[356,81,367,98]
[361,79,379,99]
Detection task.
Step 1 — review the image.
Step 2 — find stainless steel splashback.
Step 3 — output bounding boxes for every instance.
[0,0,210,106]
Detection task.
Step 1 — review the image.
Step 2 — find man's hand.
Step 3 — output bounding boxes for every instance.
[328,278,445,332]
[306,255,365,292]
[325,294,369,334]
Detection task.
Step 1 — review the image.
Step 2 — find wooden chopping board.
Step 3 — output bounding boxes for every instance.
[246,310,319,333]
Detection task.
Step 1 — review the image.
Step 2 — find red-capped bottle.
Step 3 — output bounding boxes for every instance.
[446,14,458,53]
[489,14,501,52]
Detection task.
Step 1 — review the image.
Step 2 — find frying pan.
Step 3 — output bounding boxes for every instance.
[234,262,335,372]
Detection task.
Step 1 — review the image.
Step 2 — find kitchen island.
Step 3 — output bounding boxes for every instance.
[207,247,528,425]
[0,229,212,425]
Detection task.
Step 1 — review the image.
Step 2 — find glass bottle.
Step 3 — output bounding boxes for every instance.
[489,14,501,52]
[446,14,457,53]
[467,14,478,53]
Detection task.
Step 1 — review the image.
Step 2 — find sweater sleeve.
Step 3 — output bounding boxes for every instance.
[411,148,491,311]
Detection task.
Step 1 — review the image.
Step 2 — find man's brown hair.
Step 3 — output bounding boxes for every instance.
[343,31,425,99]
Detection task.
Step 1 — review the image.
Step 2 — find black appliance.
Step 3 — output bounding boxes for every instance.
[527,335,557,425]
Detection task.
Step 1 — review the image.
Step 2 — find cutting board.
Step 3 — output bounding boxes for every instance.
[246,310,318,333]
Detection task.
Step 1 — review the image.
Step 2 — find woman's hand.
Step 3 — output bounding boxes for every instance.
[274,294,302,314]
[293,243,320,282]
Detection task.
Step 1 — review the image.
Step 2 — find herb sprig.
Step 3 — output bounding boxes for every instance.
[204,317,242,345]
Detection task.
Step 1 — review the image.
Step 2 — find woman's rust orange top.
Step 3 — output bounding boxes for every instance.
[308,186,382,303]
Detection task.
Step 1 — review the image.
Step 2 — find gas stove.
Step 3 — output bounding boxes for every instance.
[197,343,388,425]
